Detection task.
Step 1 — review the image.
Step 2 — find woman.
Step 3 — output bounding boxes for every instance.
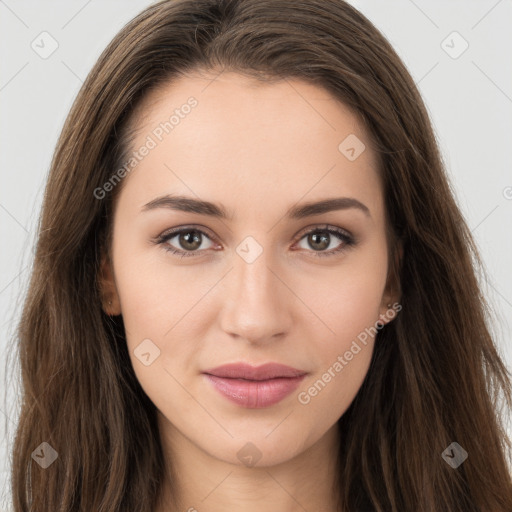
[9,0,512,510]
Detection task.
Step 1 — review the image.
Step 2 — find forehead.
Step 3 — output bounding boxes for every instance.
[116,71,383,223]
[131,70,370,146]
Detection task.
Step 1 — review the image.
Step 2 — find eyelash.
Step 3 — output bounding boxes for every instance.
[153,224,356,259]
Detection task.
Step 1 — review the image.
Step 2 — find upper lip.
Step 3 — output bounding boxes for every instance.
[202,363,307,381]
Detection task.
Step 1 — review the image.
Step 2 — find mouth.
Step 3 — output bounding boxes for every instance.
[202,362,308,408]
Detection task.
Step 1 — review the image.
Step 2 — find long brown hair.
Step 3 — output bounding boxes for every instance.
[7,0,512,510]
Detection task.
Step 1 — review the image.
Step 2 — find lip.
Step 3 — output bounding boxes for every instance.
[203,362,307,380]
[202,363,308,408]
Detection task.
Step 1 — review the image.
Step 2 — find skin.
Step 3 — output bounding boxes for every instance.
[99,70,400,512]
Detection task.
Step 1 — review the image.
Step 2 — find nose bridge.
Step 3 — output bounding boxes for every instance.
[235,247,274,302]
[232,232,278,299]
[219,241,290,342]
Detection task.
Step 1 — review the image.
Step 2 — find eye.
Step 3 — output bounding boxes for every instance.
[294,225,355,258]
[154,224,356,259]
[155,226,217,258]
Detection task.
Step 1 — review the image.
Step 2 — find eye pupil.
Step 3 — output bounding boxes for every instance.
[180,230,202,250]
[309,232,329,251]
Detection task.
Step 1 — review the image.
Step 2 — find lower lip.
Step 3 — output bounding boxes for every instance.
[203,374,306,408]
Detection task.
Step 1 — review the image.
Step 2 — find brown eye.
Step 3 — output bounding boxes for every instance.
[157,227,215,258]
[295,226,355,258]
[155,224,355,259]
[176,230,203,251]
[306,232,331,251]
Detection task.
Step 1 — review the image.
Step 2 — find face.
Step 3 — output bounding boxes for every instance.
[100,71,398,467]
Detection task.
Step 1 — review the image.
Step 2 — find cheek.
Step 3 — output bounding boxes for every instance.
[296,342,373,431]
[113,266,163,343]
[304,249,388,343]
[111,230,206,339]
[294,248,386,409]
[111,241,217,399]
[296,286,379,419]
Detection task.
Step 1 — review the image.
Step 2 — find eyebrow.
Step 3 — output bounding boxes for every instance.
[141,194,371,220]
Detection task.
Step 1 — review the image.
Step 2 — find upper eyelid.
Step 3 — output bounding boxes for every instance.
[158,224,217,243]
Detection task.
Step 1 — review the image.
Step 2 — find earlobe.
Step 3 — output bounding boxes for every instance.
[98,252,121,316]
[377,303,400,328]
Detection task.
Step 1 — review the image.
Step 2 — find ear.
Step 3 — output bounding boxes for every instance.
[97,251,121,316]
[378,241,403,327]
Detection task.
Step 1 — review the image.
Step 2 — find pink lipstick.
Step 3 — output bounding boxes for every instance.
[202,362,307,408]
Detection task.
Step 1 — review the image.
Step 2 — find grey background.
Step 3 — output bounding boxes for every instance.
[1,0,511,508]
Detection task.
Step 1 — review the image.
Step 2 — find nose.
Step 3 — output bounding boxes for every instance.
[218,248,293,346]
